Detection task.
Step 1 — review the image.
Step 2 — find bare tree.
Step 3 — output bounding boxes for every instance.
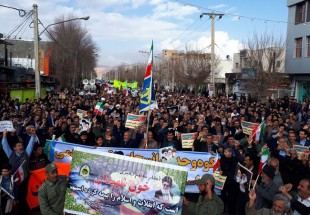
[47,14,98,88]
[241,32,289,101]
[173,51,220,92]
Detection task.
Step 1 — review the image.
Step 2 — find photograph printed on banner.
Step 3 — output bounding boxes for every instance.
[159,146,178,165]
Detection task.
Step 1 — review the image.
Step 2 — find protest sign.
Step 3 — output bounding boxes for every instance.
[79,118,92,132]
[125,114,146,129]
[77,109,87,118]
[234,162,253,191]
[293,145,310,160]
[212,171,227,190]
[64,147,188,215]
[181,133,198,148]
[241,121,260,136]
[46,140,217,193]
[0,120,14,132]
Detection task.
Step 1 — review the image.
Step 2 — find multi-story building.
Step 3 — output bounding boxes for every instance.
[228,47,287,99]
[286,0,310,101]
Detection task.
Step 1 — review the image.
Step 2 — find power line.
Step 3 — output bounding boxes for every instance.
[0,4,28,17]
[38,19,74,56]
[173,0,290,24]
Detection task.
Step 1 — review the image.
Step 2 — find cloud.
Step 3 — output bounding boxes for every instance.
[208,4,228,10]
[152,1,199,20]
[159,31,240,60]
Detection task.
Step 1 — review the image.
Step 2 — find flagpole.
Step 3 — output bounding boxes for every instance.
[0,187,15,199]
[13,160,26,176]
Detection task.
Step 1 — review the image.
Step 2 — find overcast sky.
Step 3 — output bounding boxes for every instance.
[0,0,288,67]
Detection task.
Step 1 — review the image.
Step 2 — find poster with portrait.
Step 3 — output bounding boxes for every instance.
[234,162,253,191]
[64,147,188,215]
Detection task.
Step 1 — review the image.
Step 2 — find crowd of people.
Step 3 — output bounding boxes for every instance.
[0,86,310,215]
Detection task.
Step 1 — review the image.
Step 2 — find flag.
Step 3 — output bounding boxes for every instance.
[252,121,266,142]
[124,81,129,97]
[15,160,27,185]
[213,153,221,172]
[258,148,270,174]
[93,102,104,116]
[55,135,66,142]
[139,41,158,112]
[26,162,71,209]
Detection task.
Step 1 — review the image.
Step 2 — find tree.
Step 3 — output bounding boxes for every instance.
[47,15,98,88]
[173,51,220,92]
[241,32,289,101]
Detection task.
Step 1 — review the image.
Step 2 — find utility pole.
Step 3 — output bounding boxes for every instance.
[200,12,223,97]
[33,4,41,98]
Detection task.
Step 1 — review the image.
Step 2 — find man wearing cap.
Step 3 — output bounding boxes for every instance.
[38,163,68,215]
[183,174,224,215]
[255,165,279,209]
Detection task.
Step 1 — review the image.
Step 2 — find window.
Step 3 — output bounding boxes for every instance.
[295,37,303,58]
[295,2,306,24]
[307,36,310,57]
[276,61,281,68]
[235,62,239,68]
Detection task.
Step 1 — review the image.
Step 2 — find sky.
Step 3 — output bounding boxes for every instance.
[0,0,288,67]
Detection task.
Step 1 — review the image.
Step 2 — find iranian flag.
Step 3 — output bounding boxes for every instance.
[213,153,221,172]
[251,121,266,142]
[14,160,27,185]
[258,148,270,174]
[124,81,129,97]
[93,102,104,116]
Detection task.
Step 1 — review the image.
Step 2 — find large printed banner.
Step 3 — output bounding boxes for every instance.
[181,133,197,148]
[46,141,216,193]
[125,114,147,129]
[113,80,138,90]
[241,121,260,136]
[64,148,187,215]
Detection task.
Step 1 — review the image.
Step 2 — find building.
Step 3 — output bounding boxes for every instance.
[228,47,287,99]
[0,38,51,73]
[286,0,310,102]
[0,38,55,98]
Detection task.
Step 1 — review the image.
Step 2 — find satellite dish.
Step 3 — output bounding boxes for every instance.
[84,85,90,90]
[90,85,96,90]
[83,79,89,85]
[89,79,95,85]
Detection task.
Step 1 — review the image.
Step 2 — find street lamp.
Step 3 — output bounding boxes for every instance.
[39,16,90,36]
[33,3,89,98]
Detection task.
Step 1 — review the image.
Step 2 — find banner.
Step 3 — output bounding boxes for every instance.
[64,147,188,215]
[26,162,70,209]
[113,80,138,90]
[77,109,87,119]
[293,145,310,160]
[181,133,198,148]
[0,120,14,132]
[46,141,217,193]
[125,114,147,129]
[241,121,260,136]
